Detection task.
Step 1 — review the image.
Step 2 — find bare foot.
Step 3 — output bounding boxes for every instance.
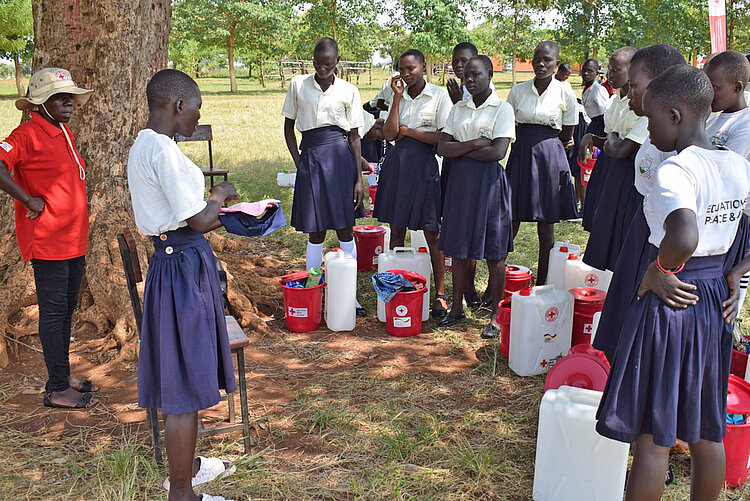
[47,387,98,408]
[167,487,202,501]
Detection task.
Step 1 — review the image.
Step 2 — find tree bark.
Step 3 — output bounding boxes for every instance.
[13,54,25,97]
[228,22,238,93]
[0,0,173,368]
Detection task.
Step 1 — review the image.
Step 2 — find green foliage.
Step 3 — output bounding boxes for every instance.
[0,0,32,59]
[727,0,750,51]
[553,0,609,61]
[394,0,468,62]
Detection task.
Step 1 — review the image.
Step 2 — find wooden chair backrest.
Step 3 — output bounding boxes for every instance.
[117,228,143,335]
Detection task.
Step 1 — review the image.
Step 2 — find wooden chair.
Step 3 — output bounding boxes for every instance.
[117,228,251,463]
[174,124,229,188]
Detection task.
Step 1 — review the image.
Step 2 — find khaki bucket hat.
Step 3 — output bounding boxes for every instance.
[15,68,93,111]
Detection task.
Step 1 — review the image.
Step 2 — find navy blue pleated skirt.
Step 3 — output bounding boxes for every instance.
[138,227,237,415]
[567,112,587,179]
[506,124,578,223]
[439,156,514,260]
[440,157,453,216]
[596,247,732,447]
[291,126,366,233]
[582,154,629,231]
[586,115,605,137]
[583,159,642,271]
[373,136,441,232]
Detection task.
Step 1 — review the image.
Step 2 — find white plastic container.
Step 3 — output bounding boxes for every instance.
[563,253,612,293]
[276,171,296,187]
[409,230,429,254]
[414,247,432,322]
[533,386,629,501]
[548,241,582,290]
[381,226,391,252]
[508,285,574,377]
[590,311,601,344]
[376,247,422,322]
[324,248,357,331]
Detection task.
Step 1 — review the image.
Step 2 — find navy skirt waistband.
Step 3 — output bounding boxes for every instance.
[647,245,726,280]
[392,136,437,153]
[151,226,207,256]
[516,123,562,139]
[301,125,347,150]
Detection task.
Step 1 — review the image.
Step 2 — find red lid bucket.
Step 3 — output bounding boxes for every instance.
[544,343,610,392]
[505,265,534,299]
[367,185,377,216]
[384,270,427,337]
[280,272,325,333]
[723,375,750,488]
[577,157,597,186]
[569,287,607,346]
[353,225,386,272]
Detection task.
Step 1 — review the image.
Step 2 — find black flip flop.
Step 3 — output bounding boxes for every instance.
[43,392,97,409]
[73,379,98,392]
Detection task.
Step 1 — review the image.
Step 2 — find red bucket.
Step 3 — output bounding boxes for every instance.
[505,265,533,299]
[495,297,512,358]
[367,185,377,216]
[724,375,750,488]
[385,270,427,337]
[353,225,386,271]
[569,288,607,346]
[577,157,597,186]
[280,272,325,333]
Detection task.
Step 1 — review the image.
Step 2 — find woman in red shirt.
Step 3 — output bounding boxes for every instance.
[0,68,95,409]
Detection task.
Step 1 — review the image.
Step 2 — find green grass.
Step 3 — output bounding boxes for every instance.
[2,73,750,500]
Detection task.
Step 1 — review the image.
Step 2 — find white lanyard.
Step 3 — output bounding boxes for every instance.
[41,103,85,181]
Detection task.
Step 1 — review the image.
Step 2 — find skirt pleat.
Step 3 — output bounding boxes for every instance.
[291,126,365,233]
[138,227,237,415]
[506,124,578,223]
[440,156,513,260]
[373,137,441,232]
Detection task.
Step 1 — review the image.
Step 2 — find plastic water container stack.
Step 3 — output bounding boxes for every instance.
[376,247,425,322]
[324,248,357,332]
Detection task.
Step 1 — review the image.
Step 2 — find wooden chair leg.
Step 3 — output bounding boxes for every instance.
[227,390,236,423]
[146,407,162,464]
[236,348,251,453]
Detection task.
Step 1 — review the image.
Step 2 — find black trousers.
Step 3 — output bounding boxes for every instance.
[31,256,85,393]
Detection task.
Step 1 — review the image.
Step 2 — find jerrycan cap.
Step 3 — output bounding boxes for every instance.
[568,253,579,260]
[333,247,342,251]
[559,246,568,253]
[418,247,428,253]
[519,288,532,296]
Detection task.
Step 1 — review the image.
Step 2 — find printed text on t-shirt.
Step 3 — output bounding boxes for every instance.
[705,198,747,224]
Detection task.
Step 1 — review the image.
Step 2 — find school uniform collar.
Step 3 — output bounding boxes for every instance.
[402,81,434,101]
[310,74,339,95]
[461,91,502,111]
[29,111,72,139]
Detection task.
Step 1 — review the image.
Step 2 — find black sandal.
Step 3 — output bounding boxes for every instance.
[431,294,448,319]
[43,392,97,409]
[465,294,482,309]
[72,379,98,392]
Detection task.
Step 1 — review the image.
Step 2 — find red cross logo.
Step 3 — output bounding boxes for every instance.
[55,71,68,81]
[540,359,548,368]
[584,273,599,287]
[545,307,559,322]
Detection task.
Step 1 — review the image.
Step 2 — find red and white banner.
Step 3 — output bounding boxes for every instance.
[709,0,727,53]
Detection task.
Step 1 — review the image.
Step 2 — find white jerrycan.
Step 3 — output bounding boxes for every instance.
[509,286,574,376]
[376,247,422,322]
[590,311,601,344]
[381,226,391,252]
[563,253,612,292]
[409,230,429,254]
[324,248,357,331]
[548,241,582,290]
[414,247,432,321]
[533,386,629,501]
[276,171,296,187]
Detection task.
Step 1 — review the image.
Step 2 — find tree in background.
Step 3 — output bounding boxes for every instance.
[0,0,33,96]
[171,0,290,92]
[554,0,608,61]
[727,0,750,51]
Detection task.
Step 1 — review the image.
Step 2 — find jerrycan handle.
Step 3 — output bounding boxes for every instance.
[393,247,416,254]
[566,387,603,407]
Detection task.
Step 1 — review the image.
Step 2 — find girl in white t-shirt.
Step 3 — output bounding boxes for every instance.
[282,37,367,314]
[596,65,750,501]
[505,41,578,285]
[436,56,515,335]
[373,48,453,317]
[580,58,610,137]
[127,69,237,501]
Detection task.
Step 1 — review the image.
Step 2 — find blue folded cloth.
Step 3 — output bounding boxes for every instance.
[219,202,286,237]
[372,272,417,302]
[727,413,745,425]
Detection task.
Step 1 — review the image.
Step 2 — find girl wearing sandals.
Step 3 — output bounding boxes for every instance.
[0,68,98,409]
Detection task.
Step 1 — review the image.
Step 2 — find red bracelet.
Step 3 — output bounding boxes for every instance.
[656,255,685,274]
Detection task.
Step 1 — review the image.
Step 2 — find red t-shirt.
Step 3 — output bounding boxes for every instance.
[0,112,88,261]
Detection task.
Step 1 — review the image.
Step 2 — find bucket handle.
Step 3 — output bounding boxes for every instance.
[393,247,417,254]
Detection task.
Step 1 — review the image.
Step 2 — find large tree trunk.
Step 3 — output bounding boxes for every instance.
[0,0,173,368]
[13,54,25,97]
